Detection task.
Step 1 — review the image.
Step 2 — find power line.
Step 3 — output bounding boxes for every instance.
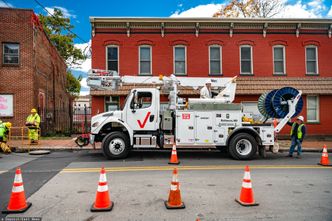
[32,0,89,44]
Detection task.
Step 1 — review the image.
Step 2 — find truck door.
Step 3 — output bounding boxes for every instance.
[125,90,159,131]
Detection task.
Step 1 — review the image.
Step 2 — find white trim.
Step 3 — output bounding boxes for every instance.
[243,171,251,180]
[14,174,23,183]
[97,184,109,192]
[170,184,178,191]
[272,45,286,75]
[173,45,187,75]
[99,173,107,182]
[305,45,319,75]
[138,45,152,75]
[208,45,222,75]
[106,45,119,72]
[242,182,252,189]
[239,45,253,75]
[12,185,24,193]
[306,95,320,123]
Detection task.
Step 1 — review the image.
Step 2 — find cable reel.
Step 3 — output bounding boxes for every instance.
[258,87,303,119]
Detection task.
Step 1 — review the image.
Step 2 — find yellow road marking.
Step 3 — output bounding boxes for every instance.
[61,165,332,173]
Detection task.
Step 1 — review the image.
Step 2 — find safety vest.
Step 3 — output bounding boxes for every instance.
[0,123,7,137]
[26,114,41,127]
[290,123,304,139]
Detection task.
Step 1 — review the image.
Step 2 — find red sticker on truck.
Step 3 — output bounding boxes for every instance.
[137,112,151,128]
[182,113,191,120]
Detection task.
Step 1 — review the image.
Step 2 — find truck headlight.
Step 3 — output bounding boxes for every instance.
[92,122,99,128]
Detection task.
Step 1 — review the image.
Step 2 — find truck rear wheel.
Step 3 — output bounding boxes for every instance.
[228,133,257,160]
[102,132,130,160]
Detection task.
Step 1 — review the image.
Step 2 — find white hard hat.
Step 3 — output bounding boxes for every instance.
[205,79,212,84]
[297,116,304,122]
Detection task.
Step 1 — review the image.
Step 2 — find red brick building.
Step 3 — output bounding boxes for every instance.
[90,17,332,136]
[0,8,71,134]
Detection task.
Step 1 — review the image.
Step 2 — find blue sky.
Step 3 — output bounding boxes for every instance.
[1,0,332,95]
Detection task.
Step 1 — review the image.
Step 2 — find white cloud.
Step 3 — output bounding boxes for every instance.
[170,1,329,18]
[80,78,88,88]
[45,6,76,18]
[170,3,223,17]
[328,6,332,17]
[70,41,91,73]
[0,1,13,7]
[277,1,320,18]
[79,78,90,96]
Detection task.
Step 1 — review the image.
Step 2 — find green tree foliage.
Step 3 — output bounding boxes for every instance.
[39,8,86,96]
[66,71,82,96]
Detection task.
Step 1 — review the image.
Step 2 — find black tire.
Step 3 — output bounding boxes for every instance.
[102,132,131,160]
[75,136,86,147]
[228,133,257,160]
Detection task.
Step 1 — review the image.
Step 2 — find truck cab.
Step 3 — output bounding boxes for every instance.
[90,88,161,159]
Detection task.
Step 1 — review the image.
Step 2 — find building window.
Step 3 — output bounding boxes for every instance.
[105,96,119,112]
[107,46,118,72]
[139,45,152,75]
[306,46,318,75]
[3,43,19,65]
[209,45,222,75]
[273,45,285,75]
[174,46,186,75]
[240,45,253,75]
[307,95,319,123]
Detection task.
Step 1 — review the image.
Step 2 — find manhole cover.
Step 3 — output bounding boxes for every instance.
[29,150,51,155]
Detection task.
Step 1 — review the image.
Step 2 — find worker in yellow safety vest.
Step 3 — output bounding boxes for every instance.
[287,116,306,158]
[0,122,13,153]
[25,108,41,144]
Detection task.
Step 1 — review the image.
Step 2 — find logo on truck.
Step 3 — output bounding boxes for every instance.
[137,112,151,128]
[182,113,191,120]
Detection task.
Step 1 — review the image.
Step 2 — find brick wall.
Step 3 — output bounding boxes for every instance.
[0,8,71,134]
[0,8,34,127]
[91,32,332,77]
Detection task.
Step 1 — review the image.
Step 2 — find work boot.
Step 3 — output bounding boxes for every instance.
[287,154,293,157]
[296,155,302,159]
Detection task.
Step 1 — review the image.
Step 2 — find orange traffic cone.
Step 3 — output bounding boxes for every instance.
[168,144,180,165]
[2,168,32,214]
[318,145,332,166]
[165,168,185,209]
[235,166,259,207]
[91,167,114,212]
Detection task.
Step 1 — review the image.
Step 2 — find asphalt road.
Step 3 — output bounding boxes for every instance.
[1,150,332,221]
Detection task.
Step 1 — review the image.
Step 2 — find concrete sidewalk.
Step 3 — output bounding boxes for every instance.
[6,137,332,152]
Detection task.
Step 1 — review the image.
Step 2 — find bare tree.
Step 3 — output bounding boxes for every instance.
[213,0,284,18]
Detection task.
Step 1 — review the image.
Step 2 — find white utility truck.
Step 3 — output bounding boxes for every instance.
[87,70,302,160]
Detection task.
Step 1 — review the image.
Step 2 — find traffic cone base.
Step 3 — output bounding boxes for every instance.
[317,163,332,167]
[168,161,180,165]
[235,198,259,207]
[2,202,32,214]
[164,201,185,209]
[91,201,114,212]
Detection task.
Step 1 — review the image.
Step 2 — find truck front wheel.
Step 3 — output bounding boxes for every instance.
[102,132,130,160]
[228,133,257,160]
